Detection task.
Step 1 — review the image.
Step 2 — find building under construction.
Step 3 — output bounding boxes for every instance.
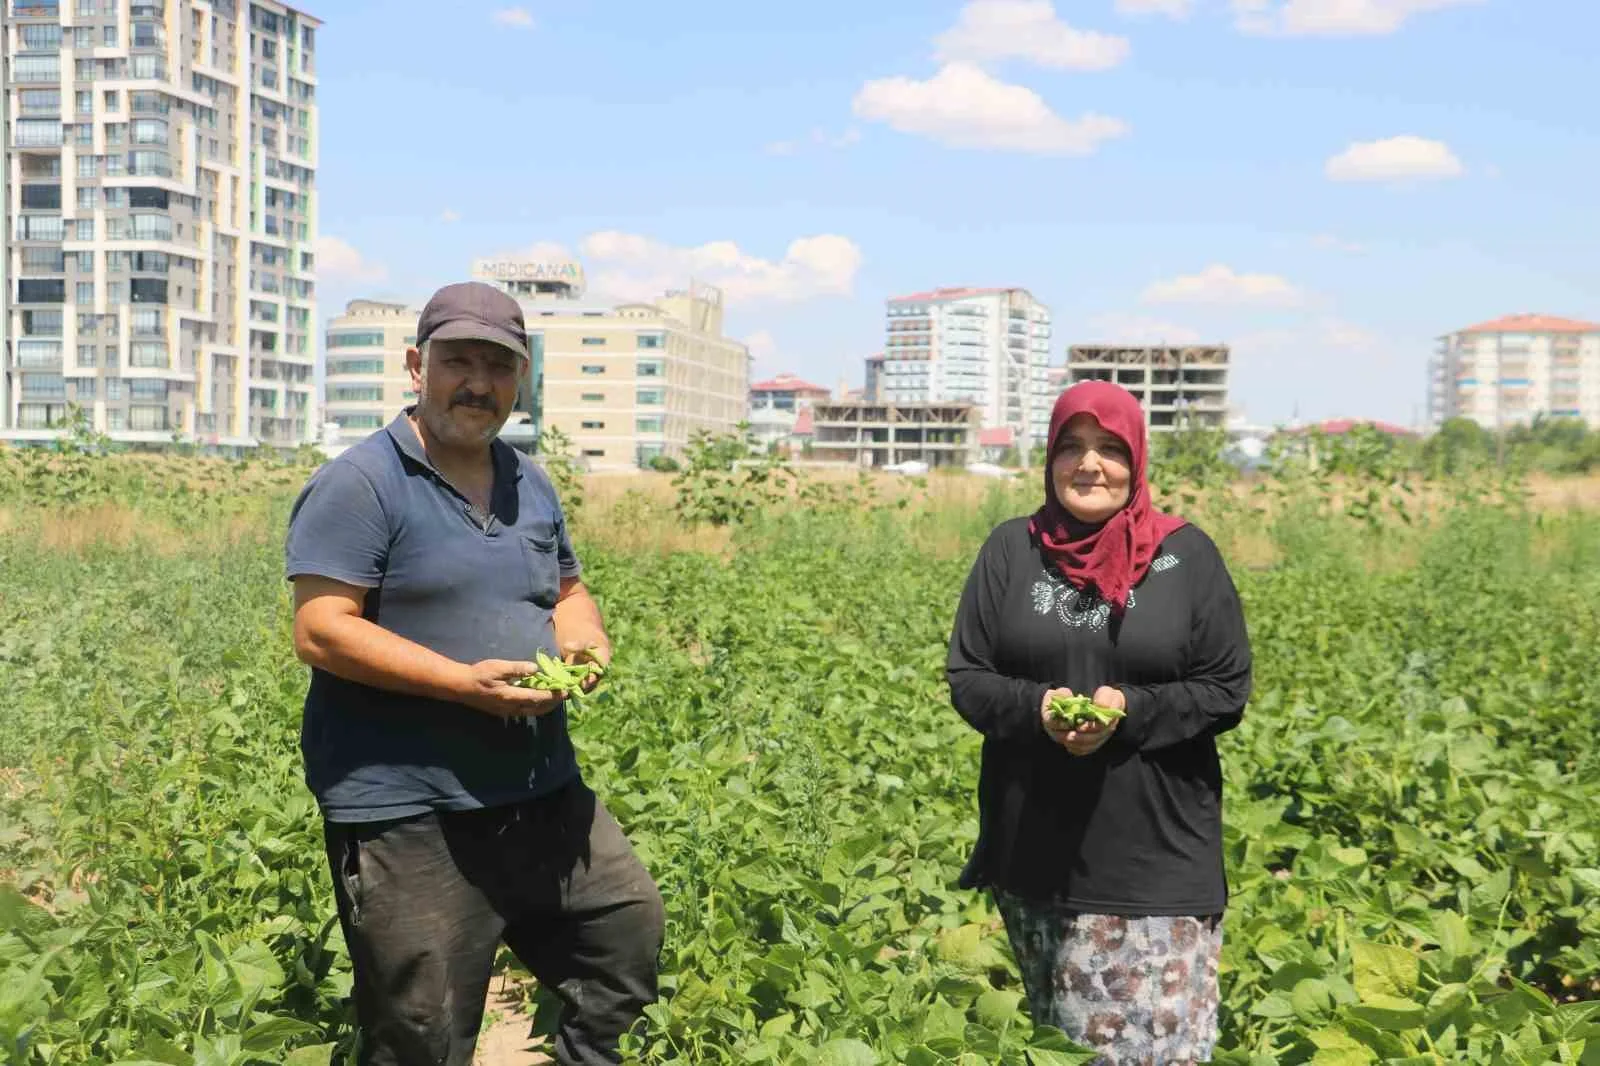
[1065,345,1231,431]
[809,401,979,468]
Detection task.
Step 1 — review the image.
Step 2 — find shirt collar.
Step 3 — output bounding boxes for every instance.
[385,406,523,484]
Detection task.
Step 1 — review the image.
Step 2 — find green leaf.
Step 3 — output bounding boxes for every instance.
[282,1046,336,1066]
[241,1018,320,1051]
[814,1038,880,1066]
[974,987,1023,1031]
[1351,940,1420,1001]
[1345,993,1427,1031]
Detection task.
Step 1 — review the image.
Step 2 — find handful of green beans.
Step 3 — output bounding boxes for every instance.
[514,648,606,703]
[1046,692,1125,729]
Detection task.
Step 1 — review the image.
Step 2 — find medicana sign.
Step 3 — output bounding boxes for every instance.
[471,258,585,286]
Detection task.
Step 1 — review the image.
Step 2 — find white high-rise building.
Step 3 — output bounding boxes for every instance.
[881,286,1053,452]
[1429,314,1600,430]
[2,0,320,449]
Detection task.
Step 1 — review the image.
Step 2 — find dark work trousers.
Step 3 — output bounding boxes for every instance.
[322,780,666,1066]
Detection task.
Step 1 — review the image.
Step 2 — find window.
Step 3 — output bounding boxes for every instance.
[16,341,64,367]
[103,25,119,46]
[330,387,383,402]
[327,331,386,348]
[581,393,605,402]
[14,120,64,147]
[581,337,607,346]
[637,359,664,378]
[76,283,95,304]
[20,25,63,51]
[13,56,61,83]
[20,90,61,114]
[21,184,62,210]
[77,344,97,367]
[129,187,168,209]
[581,365,606,375]
[636,333,665,349]
[21,374,67,400]
[582,449,605,458]
[636,416,664,434]
[581,420,606,430]
[131,215,173,240]
[105,378,124,400]
[22,248,65,272]
[636,388,665,406]
[73,219,94,240]
[129,343,167,367]
[78,155,100,178]
[18,280,66,303]
[73,377,97,400]
[329,359,386,375]
[130,278,168,304]
[129,406,169,432]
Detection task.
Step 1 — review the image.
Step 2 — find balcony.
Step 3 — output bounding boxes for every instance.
[11,1,60,15]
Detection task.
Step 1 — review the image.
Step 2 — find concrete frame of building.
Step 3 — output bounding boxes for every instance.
[2,0,321,452]
[1065,344,1232,432]
[808,400,979,468]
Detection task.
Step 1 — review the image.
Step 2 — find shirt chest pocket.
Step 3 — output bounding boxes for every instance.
[519,523,563,609]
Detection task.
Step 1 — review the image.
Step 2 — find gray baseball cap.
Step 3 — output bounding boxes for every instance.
[415,281,529,361]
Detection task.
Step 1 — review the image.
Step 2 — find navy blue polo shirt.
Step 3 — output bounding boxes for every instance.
[284,409,582,823]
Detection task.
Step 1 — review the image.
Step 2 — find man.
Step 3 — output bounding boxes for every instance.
[285,281,664,1066]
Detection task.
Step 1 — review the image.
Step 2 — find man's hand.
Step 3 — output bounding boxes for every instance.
[459,659,565,720]
[560,639,612,695]
[1041,685,1124,756]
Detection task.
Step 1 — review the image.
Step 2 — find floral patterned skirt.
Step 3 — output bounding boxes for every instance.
[992,889,1223,1066]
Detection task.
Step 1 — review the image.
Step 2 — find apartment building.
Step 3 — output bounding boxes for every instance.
[1,0,320,449]
[881,286,1053,450]
[1428,314,1600,430]
[1065,344,1231,432]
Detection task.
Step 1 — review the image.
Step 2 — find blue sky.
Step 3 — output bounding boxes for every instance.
[310,0,1599,426]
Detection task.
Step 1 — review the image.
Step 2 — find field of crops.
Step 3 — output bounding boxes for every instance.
[2,445,1599,1065]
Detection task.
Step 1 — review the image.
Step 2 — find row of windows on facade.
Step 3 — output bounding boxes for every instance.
[15,404,171,431]
[15,340,172,369]
[577,418,666,433]
[16,22,164,52]
[12,56,317,107]
[15,214,179,242]
[324,334,669,354]
[576,390,666,405]
[18,0,171,19]
[16,373,171,401]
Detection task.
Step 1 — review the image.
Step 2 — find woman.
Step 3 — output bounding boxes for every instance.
[946,380,1252,1064]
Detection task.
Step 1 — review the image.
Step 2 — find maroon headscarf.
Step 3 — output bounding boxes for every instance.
[1028,381,1186,614]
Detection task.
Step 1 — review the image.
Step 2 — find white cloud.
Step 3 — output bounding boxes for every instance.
[578,232,864,304]
[935,0,1131,71]
[1311,233,1365,253]
[1085,313,1207,345]
[853,62,1128,156]
[1234,0,1482,36]
[1141,264,1302,306]
[439,208,461,224]
[1325,135,1464,182]
[314,236,387,284]
[1115,0,1194,17]
[490,7,535,29]
[744,329,779,368]
[764,127,860,156]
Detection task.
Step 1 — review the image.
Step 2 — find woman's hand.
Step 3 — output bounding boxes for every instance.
[1041,685,1125,756]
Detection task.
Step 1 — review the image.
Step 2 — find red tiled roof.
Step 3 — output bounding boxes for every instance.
[1294,418,1418,438]
[792,408,814,435]
[977,427,1016,447]
[1460,313,1600,335]
[887,286,1019,304]
[750,373,830,393]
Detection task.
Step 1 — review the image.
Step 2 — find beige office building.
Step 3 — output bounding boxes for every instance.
[2,0,321,449]
[321,298,415,448]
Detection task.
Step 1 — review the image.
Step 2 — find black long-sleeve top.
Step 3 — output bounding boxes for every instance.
[946,517,1253,915]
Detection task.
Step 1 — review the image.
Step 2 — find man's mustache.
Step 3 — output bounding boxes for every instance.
[450,392,496,411]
